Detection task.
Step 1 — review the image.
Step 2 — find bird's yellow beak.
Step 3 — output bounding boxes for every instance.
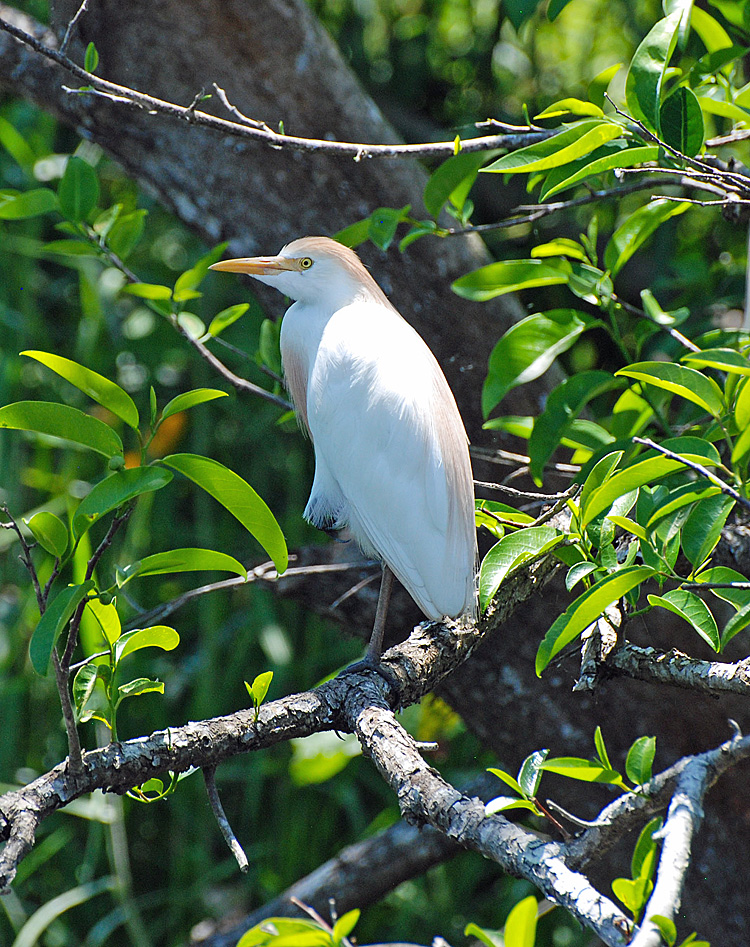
[209,256,293,276]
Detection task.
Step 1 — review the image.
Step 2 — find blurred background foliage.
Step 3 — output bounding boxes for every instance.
[0,0,747,945]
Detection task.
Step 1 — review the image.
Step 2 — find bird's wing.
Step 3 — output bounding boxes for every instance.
[306,304,476,619]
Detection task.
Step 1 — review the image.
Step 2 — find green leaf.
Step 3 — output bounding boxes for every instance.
[487,767,525,798]
[84,41,99,73]
[482,120,623,174]
[58,157,99,223]
[625,11,682,132]
[72,467,174,541]
[118,547,247,587]
[694,566,750,610]
[479,526,562,610]
[246,670,274,710]
[334,218,370,249]
[517,748,549,798]
[115,626,180,663]
[259,318,282,375]
[503,895,539,947]
[42,239,100,257]
[481,309,591,417]
[660,86,704,156]
[207,303,250,338]
[646,482,721,529]
[681,495,734,568]
[530,238,588,261]
[368,205,410,250]
[536,566,655,674]
[528,371,622,484]
[588,64,622,107]
[453,259,571,303]
[649,915,677,946]
[22,350,140,430]
[29,580,96,674]
[463,922,502,947]
[73,663,101,719]
[566,561,598,590]
[0,400,123,458]
[594,725,613,769]
[536,98,604,119]
[647,589,720,651]
[423,151,493,218]
[332,909,360,946]
[616,361,724,418]
[0,188,58,219]
[539,756,624,784]
[612,876,653,916]
[24,511,68,558]
[626,735,656,785]
[86,597,121,645]
[604,200,690,277]
[161,454,288,573]
[541,145,659,199]
[485,797,541,816]
[682,347,750,376]
[161,389,228,421]
[107,209,147,259]
[579,450,624,519]
[172,243,228,302]
[0,115,36,169]
[632,816,662,880]
[720,600,750,648]
[122,282,173,300]
[117,677,164,702]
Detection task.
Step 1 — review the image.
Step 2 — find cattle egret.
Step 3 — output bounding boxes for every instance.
[210,237,477,672]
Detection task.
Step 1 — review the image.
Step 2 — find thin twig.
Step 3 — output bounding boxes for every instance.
[633,437,750,512]
[203,766,249,872]
[59,0,88,56]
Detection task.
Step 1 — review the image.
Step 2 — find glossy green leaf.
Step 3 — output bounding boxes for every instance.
[117,677,164,702]
[246,670,274,710]
[616,361,724,418]
[588,63,622,107]
[107,209,147,259]
[692,5,732,52]
[72,467,174,540]
[594,724,612,769]
[115,626,180,663]
[488,767,525,798]
[482,120,623,174]
[29,580,96,674]
[119,547,247,585]
[480,526,561,610]
[84,41,99,73]
[647,589,720,651]
[368,205,410,250]
[207,303,250,337]
[547,0,575,19]
[0,400,123,458]
[541,145,658,200]
[0,188,58,219]
[566,561,598,591]
[24,511,68,557]
[694,566,750,610]
[0,115,36,168]
[539,756,623,784]
[424,150,494,218]
[528,371,622,484]
[632,815,662,880]
[58,157,99,223]
[86,597,121,645]
[122,282,173,300]
[481,309,591,417]
[605,200,690,277]
[681,495,734,568]
[535,98,604,119]
[42,239,100,256]
[259,318,282,375]
[649,915,677,946]
[612,876,653,915]
[517,748,549,798]
[238,918,332,947]
[682,348,750,376]
[640,288,689,327]
[463,922,503,947]
[625,11,682,132]
[332,908,360,946]
[720,601,750,647]
[579,450,624,519]
[660,86,704,156]
[453,259,570,303]
[536,566,655,674]
[646,482,721,529]
[161,389,228,421]
[485,797,540,816]
[626,736,657,785]
[162,454,288,573]
[22,350,139,430]
[73,663,101,719]
[503,895,538,947]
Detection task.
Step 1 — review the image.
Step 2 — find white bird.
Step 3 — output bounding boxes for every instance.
[210,236,476,671]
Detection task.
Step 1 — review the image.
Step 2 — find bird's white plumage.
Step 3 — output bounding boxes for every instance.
[213,236,477,621]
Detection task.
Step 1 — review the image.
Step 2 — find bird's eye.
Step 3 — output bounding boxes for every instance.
[299,257,314,270]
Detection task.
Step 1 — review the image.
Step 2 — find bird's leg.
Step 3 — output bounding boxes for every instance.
[339,564,398,691]
[365,564,394,664]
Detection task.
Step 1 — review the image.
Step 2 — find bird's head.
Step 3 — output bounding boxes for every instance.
[210,236,387,307]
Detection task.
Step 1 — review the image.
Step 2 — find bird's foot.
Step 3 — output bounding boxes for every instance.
[338,653,400,698]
